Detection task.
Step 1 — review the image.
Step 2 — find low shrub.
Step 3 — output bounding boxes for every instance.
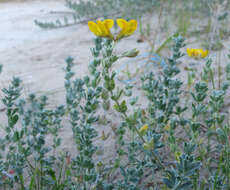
[1,18,230,190]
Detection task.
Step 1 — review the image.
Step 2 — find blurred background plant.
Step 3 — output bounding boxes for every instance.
[35,0,230,48]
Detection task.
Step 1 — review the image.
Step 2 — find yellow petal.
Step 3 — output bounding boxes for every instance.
[139,124,148,133]
[88,21,101,36]
[201,50,208,58]
[116,18,128,30]
[116,19,137,40]
[187,48,192,57]
[187,48,208,59]
[97,19,113,39]
[96,20,106,34]
[174,151,182,161]
[126,19,137,35]
[103,19,114,29]
[195,49,202,57]
[103,19,114,38]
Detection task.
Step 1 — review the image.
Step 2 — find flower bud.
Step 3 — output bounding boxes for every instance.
[174,151,182,161]
[121,48,139,58]
[139,124,148,136]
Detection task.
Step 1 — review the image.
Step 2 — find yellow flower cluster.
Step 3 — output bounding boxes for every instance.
[88,19,137,41]
[187,48,209,59]
[139,124,148,136]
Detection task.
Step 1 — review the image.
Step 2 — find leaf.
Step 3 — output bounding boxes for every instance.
[13,131,19,142]
[48,169,57,181]
[177,182,192,190]
[156,34,176,55]
[65,168,71,177]
[11,115,19,126]
[29,173,35,190]
[120,100,127,113]
[163,178,174,188]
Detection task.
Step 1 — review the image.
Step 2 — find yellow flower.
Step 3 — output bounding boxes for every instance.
[88,19,114,39]
[88,18,137,41]
[187,48,209,59]
[116,19,138,40]
[164,123,171,131]
[174,151,182,161]
[139,124,148,136]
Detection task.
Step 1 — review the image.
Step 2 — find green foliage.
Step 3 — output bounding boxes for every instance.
[1,34,230,189]
[163,143,201,190]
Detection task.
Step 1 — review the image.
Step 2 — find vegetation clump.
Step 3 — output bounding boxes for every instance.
[1,14,230,189]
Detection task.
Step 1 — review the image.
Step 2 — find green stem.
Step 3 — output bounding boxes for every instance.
[217,51,221,89]
[210,69,215,89]
[109,90,165,169]
[102,39,165,169]
[57,160,65,187]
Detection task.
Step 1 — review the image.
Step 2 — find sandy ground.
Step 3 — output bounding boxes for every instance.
[0,0,90,103]
[0,0,149,103]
